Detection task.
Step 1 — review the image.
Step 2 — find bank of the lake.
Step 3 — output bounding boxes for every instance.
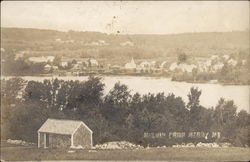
[5,72,250,86]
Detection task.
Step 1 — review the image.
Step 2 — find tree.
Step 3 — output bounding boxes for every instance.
[103,82,131,125]
[237,110,249,128]
[71,59,77,64]
[84,109,110,144]
[2,76,249,146]
[53,56,62,66]
[1,78,27,105]
[234,126,250,147]
[104,81,131,106]
[126,113,135,129]
[187,87,202,131]
[1,78,27,139]
[8,101,49,142]
[130,93,141,106]
[77,76,105,116]
[213,98,238,142]
[24,81,49,104]
[164,93,188,131]
[192,68,198,81]
[187,87,202,110]
[1,49,45,76]
[177,51,187,63]
[140,108,155,131]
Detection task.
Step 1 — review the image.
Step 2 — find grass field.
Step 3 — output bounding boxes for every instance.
[1,143,250,161]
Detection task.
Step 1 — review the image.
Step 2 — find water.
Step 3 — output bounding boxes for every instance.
[2,76,249,112]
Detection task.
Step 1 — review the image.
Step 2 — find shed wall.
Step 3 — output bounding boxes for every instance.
[73,124,92,148]
[48,133,71,148]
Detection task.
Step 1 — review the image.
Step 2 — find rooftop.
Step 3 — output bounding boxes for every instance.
[38,118,92,135]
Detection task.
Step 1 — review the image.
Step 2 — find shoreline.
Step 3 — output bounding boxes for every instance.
[1,74,249,86]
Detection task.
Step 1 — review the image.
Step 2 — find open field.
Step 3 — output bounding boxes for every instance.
[1,144,250,161]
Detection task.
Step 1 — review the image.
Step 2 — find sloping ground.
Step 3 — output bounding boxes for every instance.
[2,27,249,59]
[1,144,249,161]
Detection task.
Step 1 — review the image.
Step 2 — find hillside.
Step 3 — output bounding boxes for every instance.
[1,27,249,64]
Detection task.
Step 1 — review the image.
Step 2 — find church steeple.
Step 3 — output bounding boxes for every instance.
[131,57,135,64]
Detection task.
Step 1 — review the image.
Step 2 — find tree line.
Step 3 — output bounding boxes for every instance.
[1,77,249,147]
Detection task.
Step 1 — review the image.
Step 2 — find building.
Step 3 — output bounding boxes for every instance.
[44,64,52,72]
[71,64,82,71]
[228,58,237,66]
[14,51,27,60]
[60,61,68,68]
[88,58,99,67]
[125,58,136,69]
[44,64,58,72]
[160,61,167,69]
[38,119,93,149]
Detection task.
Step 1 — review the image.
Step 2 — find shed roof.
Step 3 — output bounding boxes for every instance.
[38,118,92,135]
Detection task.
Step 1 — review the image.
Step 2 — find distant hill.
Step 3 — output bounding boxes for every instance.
[1,27,249,64]
[1,27,108,41]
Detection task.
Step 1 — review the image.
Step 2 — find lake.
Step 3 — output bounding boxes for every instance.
[2,76,249,112]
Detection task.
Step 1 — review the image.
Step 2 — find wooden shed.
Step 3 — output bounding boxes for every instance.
[38,118,93,149]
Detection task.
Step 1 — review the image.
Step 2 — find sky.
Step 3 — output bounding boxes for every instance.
[1,1,249,34]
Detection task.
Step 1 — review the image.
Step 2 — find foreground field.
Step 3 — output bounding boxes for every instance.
[1,144,250,161]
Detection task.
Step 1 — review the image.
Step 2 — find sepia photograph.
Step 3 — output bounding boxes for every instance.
[1,1,250,161]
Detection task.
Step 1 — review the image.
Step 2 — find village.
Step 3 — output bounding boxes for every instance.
[4,45,246,84]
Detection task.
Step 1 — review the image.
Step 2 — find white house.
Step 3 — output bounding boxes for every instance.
[60,61,68,67]
[44,64,52,71]
[88,58,99,67]
[228,59,237,66]
[52,66,59,71]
